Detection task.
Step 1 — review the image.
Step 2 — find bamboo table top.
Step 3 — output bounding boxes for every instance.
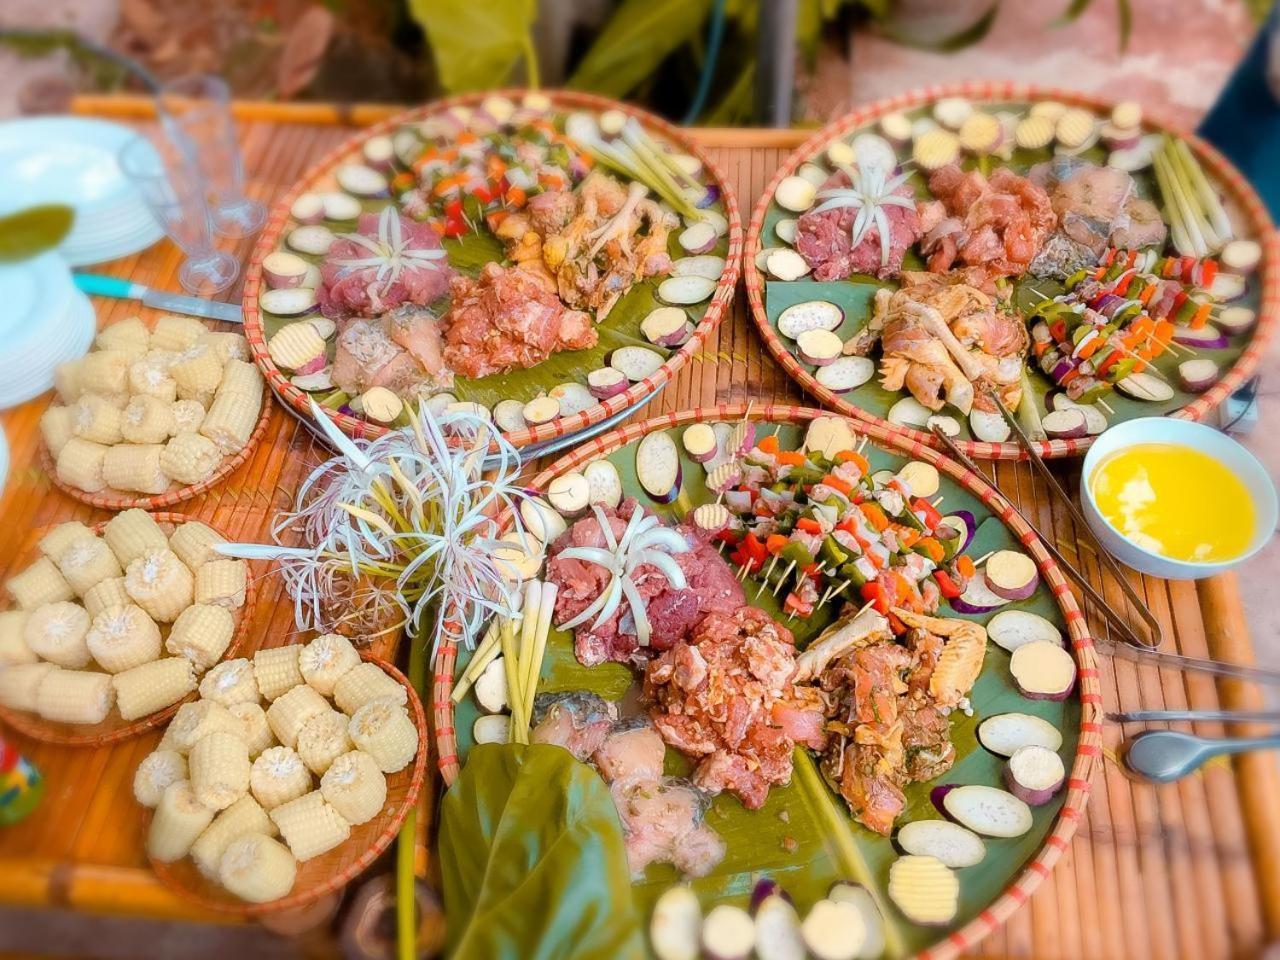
[0,96,1277,960]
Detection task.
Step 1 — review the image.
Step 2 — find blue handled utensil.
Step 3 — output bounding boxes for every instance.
[74,273,242,323]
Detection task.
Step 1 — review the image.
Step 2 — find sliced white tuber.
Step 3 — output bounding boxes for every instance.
[775,176,818,213]
[473,657,508,714]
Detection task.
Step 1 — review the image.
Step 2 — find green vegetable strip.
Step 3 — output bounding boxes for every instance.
[792,751,908,959]
[396,626,428,960]
[500,619,526,744]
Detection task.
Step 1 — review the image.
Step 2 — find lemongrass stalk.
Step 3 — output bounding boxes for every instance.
[1174,138,1232,245]
[499,619,524,745]
[1155,148,1208,257]
[521,582,557,733]
[515,580,542,740]
[395,609,429,960]
[451,619,505,703]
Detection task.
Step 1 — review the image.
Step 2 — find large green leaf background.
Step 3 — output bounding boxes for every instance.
[756,100,1259,444]
[453,417,1082,958]
[568,0,714,98]
[408,0,537,91]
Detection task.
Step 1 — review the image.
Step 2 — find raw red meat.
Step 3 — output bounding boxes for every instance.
[318,211,452,318]
[644,606,827,810]
[546,499,744,668]
[918,164,1056,286]
[441,263,596,379]
[795,167,922,281]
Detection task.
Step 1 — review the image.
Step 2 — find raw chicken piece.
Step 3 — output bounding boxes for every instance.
[592,719,666,784]
[529,692,617,761]
[332,316,454,396]
[441,262,595,380]
[611,777,725,878]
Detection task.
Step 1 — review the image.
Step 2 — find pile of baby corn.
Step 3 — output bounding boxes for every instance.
[135,633,419,904]
[0,511,246,725]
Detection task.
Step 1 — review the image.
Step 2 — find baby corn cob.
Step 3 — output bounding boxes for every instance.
[253,644,303,701]
[150,315,207,353]
[218,833,296,903]
[72,394,124,445]
[113,657,197,721]
[199,391,259,455]
[133,748,188,808]
[37,668,115,724]
[348,698,418,774]
[200,331,250,365]
[54,356,87,403]
[170,344,224,400]
[39,405,75,458]
[170,399,206,434]
[0,611,35,665]
[167,521,226,571]
[37,521,95,562]
[160,432,221,485]
[103,443,171,496]
[194,559,247,609]
[24,602,92,668]
[86,604,162,673]
[83,577,130,618]
[121,395,177,444]
[78,350,131,396]
[320,750,386,826]
[0,662,55,711]
[95,317,150,358]
[298,633,360,696]
[218,359,264,407]
[7,558,75,610]
[128,356,178,403]
[296,710,353,776]
[269,790,350,862]
[55,438,109,494]
[147,780,214,862]
[167,699,243,752]
[333,662,407,716]
[250,746,312,810]
[190,794,276,879]
[166,604,236,671]
[228,702,275,758]
[266,684,329,748]
[125,550,195,624]
[103,509,168,567]
[189,730,251,810]
[54,536,122,596]
[198,658,259,706]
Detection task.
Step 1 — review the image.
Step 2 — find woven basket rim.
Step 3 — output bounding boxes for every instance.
[0,511,258,746]
[429,401,1102,960]
[148,652,428,916]
[240,88,744,448]
[742,81,1279,461]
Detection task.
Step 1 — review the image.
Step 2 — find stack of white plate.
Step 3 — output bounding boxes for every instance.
[0,116,164,267]
[0,252,96,409]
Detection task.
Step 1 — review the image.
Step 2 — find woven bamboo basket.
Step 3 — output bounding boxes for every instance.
[0,512,257,746]
[429,402,1102,960]
[743,82,1279,460]
[240,88,744,447]
[148,653,428,917]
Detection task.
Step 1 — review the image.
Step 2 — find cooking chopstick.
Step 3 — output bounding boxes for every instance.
[984,393,1165,649]
[929,415,1161,650]
[1109,708,1280,723]
[1098,638,1280,686]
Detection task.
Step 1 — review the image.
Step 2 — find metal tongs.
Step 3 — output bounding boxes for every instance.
[931,393,1163,649]
[930,395,1280,690]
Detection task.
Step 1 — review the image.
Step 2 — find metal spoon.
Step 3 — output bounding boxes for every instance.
[1123,730,1280,783]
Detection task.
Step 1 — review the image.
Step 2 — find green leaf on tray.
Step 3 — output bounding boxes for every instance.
[440,743,647,960]
[0,204,74,262]
[452,418,1082,956]
[409,0,537,92]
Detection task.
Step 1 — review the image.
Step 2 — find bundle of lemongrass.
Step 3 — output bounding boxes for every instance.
[218,397,532,659]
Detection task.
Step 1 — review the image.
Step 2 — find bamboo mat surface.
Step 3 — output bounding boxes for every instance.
[0,99,1275,959]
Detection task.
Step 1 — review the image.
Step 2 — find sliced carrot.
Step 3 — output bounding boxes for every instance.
[757,434,780,456]
[956,555,976,579]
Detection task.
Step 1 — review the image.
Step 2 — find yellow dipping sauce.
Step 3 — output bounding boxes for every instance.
[1090,443,1256,562]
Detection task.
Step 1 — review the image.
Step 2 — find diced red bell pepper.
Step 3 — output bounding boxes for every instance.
[934,569,962,599]
[913,498,943,531]
[887,612,908,635]
[860,581,888,614]
[740,533,767,571]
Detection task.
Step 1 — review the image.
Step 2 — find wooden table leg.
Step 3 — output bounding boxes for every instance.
[1198,571,1280,940]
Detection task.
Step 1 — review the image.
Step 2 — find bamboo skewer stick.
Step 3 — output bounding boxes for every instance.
[772,561,796,595]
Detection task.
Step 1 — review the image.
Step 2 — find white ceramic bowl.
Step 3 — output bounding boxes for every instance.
[1080,417,1278,580]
